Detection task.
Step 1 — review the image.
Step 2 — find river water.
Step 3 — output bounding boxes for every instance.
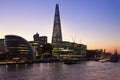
[0,61,120,80]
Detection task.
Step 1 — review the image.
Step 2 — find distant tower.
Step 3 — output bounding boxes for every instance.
[52,4,62,44]
[33,33,39,41]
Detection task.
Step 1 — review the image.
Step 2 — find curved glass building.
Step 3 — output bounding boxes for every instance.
[4,35,35,61]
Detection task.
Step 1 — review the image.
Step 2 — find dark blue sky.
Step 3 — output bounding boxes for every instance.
[0,0,120,53]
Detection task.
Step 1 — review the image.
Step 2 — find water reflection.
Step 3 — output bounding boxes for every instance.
[3,64,33,72]
[0,61,120,80]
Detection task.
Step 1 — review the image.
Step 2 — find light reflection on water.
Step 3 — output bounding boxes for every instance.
[0,61,120,80]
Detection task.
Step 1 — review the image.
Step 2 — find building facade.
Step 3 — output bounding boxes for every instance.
[30,33,52,59]
[33,33,47,45]
[52,41,87,58]
[4,35,35,61]
[39,36,47,45]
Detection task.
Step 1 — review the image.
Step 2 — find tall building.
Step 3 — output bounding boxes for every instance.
[52,4,62,44]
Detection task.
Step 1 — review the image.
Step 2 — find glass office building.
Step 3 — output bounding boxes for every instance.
[4,35,35,61]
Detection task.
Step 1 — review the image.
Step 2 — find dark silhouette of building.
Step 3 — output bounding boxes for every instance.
[4,35,35,61]
[39,36,47,45]
[33,33,39,41]
[0,39,5,53]
[0,39,6,61]
[52,4,62,44]
[110,49,119,62]
[33,33,47,45]
[87,49,103,60]
[41,43,53,58]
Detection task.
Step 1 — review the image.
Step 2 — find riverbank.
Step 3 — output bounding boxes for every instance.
[0,58,88,65]
[0,61,33,65]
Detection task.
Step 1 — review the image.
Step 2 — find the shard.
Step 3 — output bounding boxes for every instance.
[52,4,62,44]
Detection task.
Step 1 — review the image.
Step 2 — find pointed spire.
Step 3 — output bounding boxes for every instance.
[55,4,60,19]
[52,4,62,44]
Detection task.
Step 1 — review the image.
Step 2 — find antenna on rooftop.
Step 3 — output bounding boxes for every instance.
[79,39,81,44]
[72,35,76,43]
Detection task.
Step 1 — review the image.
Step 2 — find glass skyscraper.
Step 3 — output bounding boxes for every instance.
[52,4,62,44]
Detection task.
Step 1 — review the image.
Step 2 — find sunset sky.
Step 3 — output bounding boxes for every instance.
[0,0,120,53]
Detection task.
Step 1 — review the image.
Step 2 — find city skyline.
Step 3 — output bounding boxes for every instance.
[0,0,120,53]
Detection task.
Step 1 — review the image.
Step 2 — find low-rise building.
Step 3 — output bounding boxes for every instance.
[87,49,103,60]
[30,33,52,59]
[52,41,87,58]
